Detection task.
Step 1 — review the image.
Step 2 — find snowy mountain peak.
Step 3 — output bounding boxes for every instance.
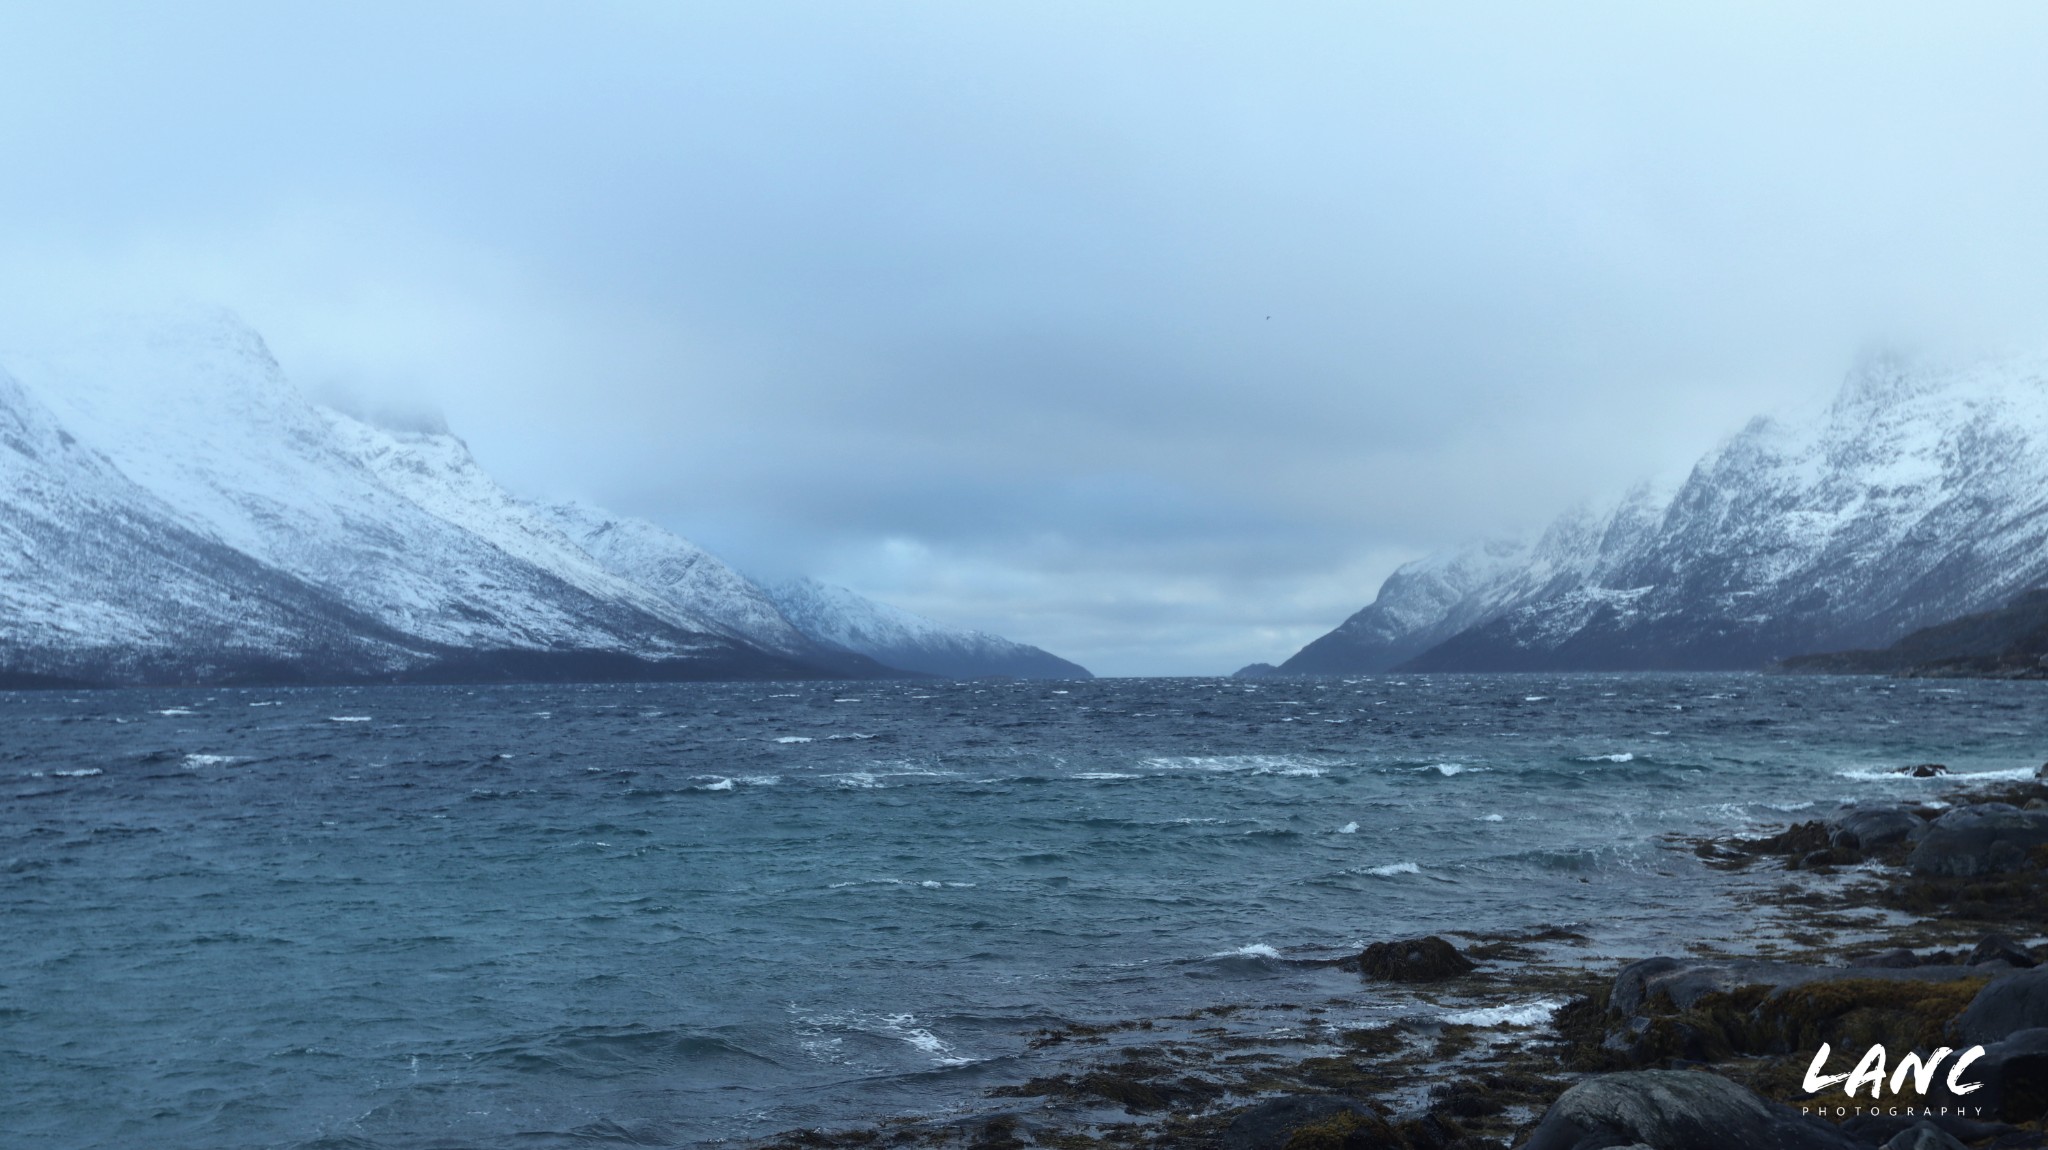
[1281,347,2048,673]
[0,312,1093,685]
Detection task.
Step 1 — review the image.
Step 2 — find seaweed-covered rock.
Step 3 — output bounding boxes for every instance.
[1607,959,1985,1018]
[1358,936,1474,982]
[1956,966,2048,1045]
[1600,960,1999,1067]
[1907,804,2048,877]
[1519,1070,1862,1150]
[1221,1094,1373,1150]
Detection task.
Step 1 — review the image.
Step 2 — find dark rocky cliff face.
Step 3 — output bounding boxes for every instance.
[1778,587,2048,678]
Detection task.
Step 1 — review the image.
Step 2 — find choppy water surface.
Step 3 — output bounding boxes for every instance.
[5,673,2045,1147]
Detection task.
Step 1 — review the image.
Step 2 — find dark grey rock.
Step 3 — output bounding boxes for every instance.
[1907,804,2048,877]
[1957,967,2048,1045]
[1519,1070,1864,1150]
[1358,935,1475,981]
[1923,1028,2048,1124]
[1609,958,1992,1019]
[1608,956,1685,1017]
[1879,1121,1969,1150]
[1966,933,2039,969]
[1842,1113,2014,1147]
[1828,804,1927,851]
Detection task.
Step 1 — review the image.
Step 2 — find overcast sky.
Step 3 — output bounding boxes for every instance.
[4,3,2048,675]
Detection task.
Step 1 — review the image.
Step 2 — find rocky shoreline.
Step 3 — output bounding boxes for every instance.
[747,770,2048,1150]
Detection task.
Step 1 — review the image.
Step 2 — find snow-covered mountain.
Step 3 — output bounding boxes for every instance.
[0,311,1087,685]
[766,577,1092,679]
[0,362,422,685]
[1278,349,2048,672]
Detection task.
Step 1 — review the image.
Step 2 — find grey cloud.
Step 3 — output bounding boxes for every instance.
[5,2,2048,673]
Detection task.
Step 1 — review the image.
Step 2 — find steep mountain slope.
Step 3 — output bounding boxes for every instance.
[540,503,898,676]
[767,577,1092,679]
[1279,350,2048,672]
[0,365,427,685]
[1778,589,2048,678]
[0,313,843,682]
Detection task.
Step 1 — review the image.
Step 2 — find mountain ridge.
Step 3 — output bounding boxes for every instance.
[0,312,1090,686]
[1271,349,2048,674]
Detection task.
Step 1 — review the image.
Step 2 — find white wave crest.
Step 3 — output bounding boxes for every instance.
[1213,943,1282,959]
[1337,821,1359,834]
[1140,754,1341,776]
[774,736,813,744]
[1364,861,1421,876]
[1577,752,1633,763]
[1442,998,1564,1027]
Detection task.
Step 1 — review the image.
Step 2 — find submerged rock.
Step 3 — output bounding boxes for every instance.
[1907,803,2048,876]
[1520,1070,1862,1150]
[1358,935,1475,982]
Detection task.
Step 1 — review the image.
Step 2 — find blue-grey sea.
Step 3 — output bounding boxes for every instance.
[5,674,2044,1148]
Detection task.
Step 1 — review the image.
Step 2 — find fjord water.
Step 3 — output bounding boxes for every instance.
[5,675,2044,1148]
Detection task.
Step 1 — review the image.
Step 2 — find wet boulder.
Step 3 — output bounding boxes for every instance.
[1519,1070,1863,1150]
[1826,804,1927,851]
[1896,763,1949,778]
[1601,959,2003,1067]
[1942,1028,2048,1125]
[1221,1094,1374,1150]
[1966,933,2039,969]
[1878,1121,1969,1150]
[1358,935,1474,982]
[1842,1113,2012,1149]
[1956,965,2048,1045]
[1907,804,2048,877]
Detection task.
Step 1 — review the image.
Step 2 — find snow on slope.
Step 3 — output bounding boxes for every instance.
[5,311,718,661]
[0,363,420,682]
[0,309,1085,684]
[1283,349,2048,672]
[766,577,1092,679]
[540,502,818,655]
